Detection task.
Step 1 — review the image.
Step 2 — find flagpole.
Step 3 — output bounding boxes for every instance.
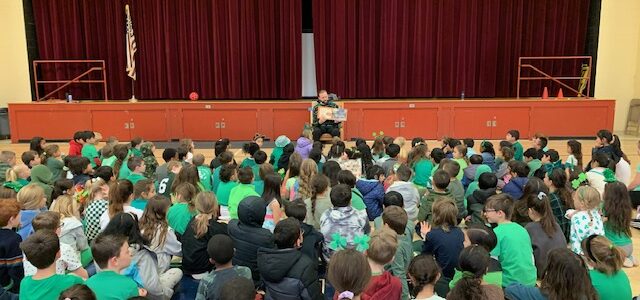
[130,77,137,102]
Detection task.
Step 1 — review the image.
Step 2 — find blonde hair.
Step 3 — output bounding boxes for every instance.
[6,165,29,182]
[574,186,601,210]
[50,194,80,219]
[17,184,46,210]
[86,178,109,202]
[302,129,313,140]
[394,137,407,163]
[193,191,218,238]
[367,227,398,265]
[298,159,318,199]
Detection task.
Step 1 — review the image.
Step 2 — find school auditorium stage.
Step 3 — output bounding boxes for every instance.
[8,98,615,143]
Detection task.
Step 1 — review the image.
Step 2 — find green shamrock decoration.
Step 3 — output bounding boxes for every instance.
[571,173,587,189]
[329,233,348,251]
[353,234,370,252]
[372,131,385,138]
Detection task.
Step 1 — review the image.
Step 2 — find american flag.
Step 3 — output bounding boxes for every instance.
[125,4,137,80]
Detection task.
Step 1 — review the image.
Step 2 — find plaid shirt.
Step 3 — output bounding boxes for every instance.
[549,192,570,241]
[0,162,11,183]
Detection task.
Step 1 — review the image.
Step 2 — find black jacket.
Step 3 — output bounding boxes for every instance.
[182,218,228,275]
[257,247,324,300]
[466,188,497,225]
[228,196,275,282]
[299,223,323,267]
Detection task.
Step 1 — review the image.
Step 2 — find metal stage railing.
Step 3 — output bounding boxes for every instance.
[517,56,592,99]
[33,60,108,101]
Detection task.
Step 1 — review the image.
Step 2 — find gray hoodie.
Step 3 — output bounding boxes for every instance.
[59,217,89,252]
[387,181,420,221]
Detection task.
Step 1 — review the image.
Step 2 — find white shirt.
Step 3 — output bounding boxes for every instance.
[616,158,631,185]
[99,205,144,231]
[24,243,81,276]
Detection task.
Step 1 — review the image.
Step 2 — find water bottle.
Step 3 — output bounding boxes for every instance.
[461,90,465,100]
[66,93,73,102]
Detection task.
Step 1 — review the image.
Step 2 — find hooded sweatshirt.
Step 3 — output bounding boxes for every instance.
[141,143,158,179]
[320,206,370,261]
[294,137,313,160]
[467,188,498,225]
[462,163,481,188]
[30,165,53,203]
[59,217,89,252]
[464,165,492,198]
[355,179,385,221]
[360,271,402,300]
[387,181,420,221]
[18,209,43,241]
[502,176,529,200]
[228,196,275,282]
[270,136,291,170]
[257,247,323,300]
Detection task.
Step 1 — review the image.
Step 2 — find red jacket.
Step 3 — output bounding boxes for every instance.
[362,271,402,300]
[68,140,82,156]
[333,271,402,300]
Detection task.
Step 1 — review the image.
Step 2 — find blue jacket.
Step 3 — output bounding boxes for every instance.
[502,177,529,200]
[18,209,43,241]
[355,179,385,221]
[481,152,496,172]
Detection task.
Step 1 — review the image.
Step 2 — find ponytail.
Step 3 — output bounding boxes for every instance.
[193,192,218,238]
[447,245,489,300]
[582,235,625,275]
[108,180,133,218]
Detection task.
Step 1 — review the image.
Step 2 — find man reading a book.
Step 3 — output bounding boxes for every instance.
[312,90,341,141]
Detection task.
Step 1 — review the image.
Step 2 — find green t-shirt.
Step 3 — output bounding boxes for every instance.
[449,270,502,289]
[589,270,632,300]
[212,167,223,193]
[130,148,142,158]
[19,274,84,300]
[513,141,524,161]
[604,223,632,246]
[239,158,257,169]
[126,173,146,185]
[527,159,542,177]
[131,198,148,211]
[253,180,265,196]
[453,158,468,180]
[118,158,131,179]
[217,181,239,206]
[270,147,284,170]
[82,144,100,168]
[167,202,197,235]
[490,222,536,287]
[351,188,366,211]
[101,155,117,168]
[412,159,434,187]
[86,270,139,300]
[228,184,259,219]
[197,165,213,191]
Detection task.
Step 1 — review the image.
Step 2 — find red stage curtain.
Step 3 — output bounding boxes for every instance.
[32,0,301,100]
[313,0,591,98]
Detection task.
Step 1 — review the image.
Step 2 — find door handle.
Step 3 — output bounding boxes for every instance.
[124,122,129,129]
[400,121,405,128]
[130,122,135,129]
[492,120,497,127]
[220,122,226,129]
[215,122,220,129]
[486,121,491,127]
[394,121,400,128]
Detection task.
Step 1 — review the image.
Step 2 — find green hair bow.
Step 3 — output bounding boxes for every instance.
[2,181,23,193]
[329,233,348,251]
[545,160,564,176]
[571,173,588,189]
[353,234,370,252]
[602,168,617,183]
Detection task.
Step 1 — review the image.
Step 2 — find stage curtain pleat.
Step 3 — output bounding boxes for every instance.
[32,0,301,100]
[312,0,591,98]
